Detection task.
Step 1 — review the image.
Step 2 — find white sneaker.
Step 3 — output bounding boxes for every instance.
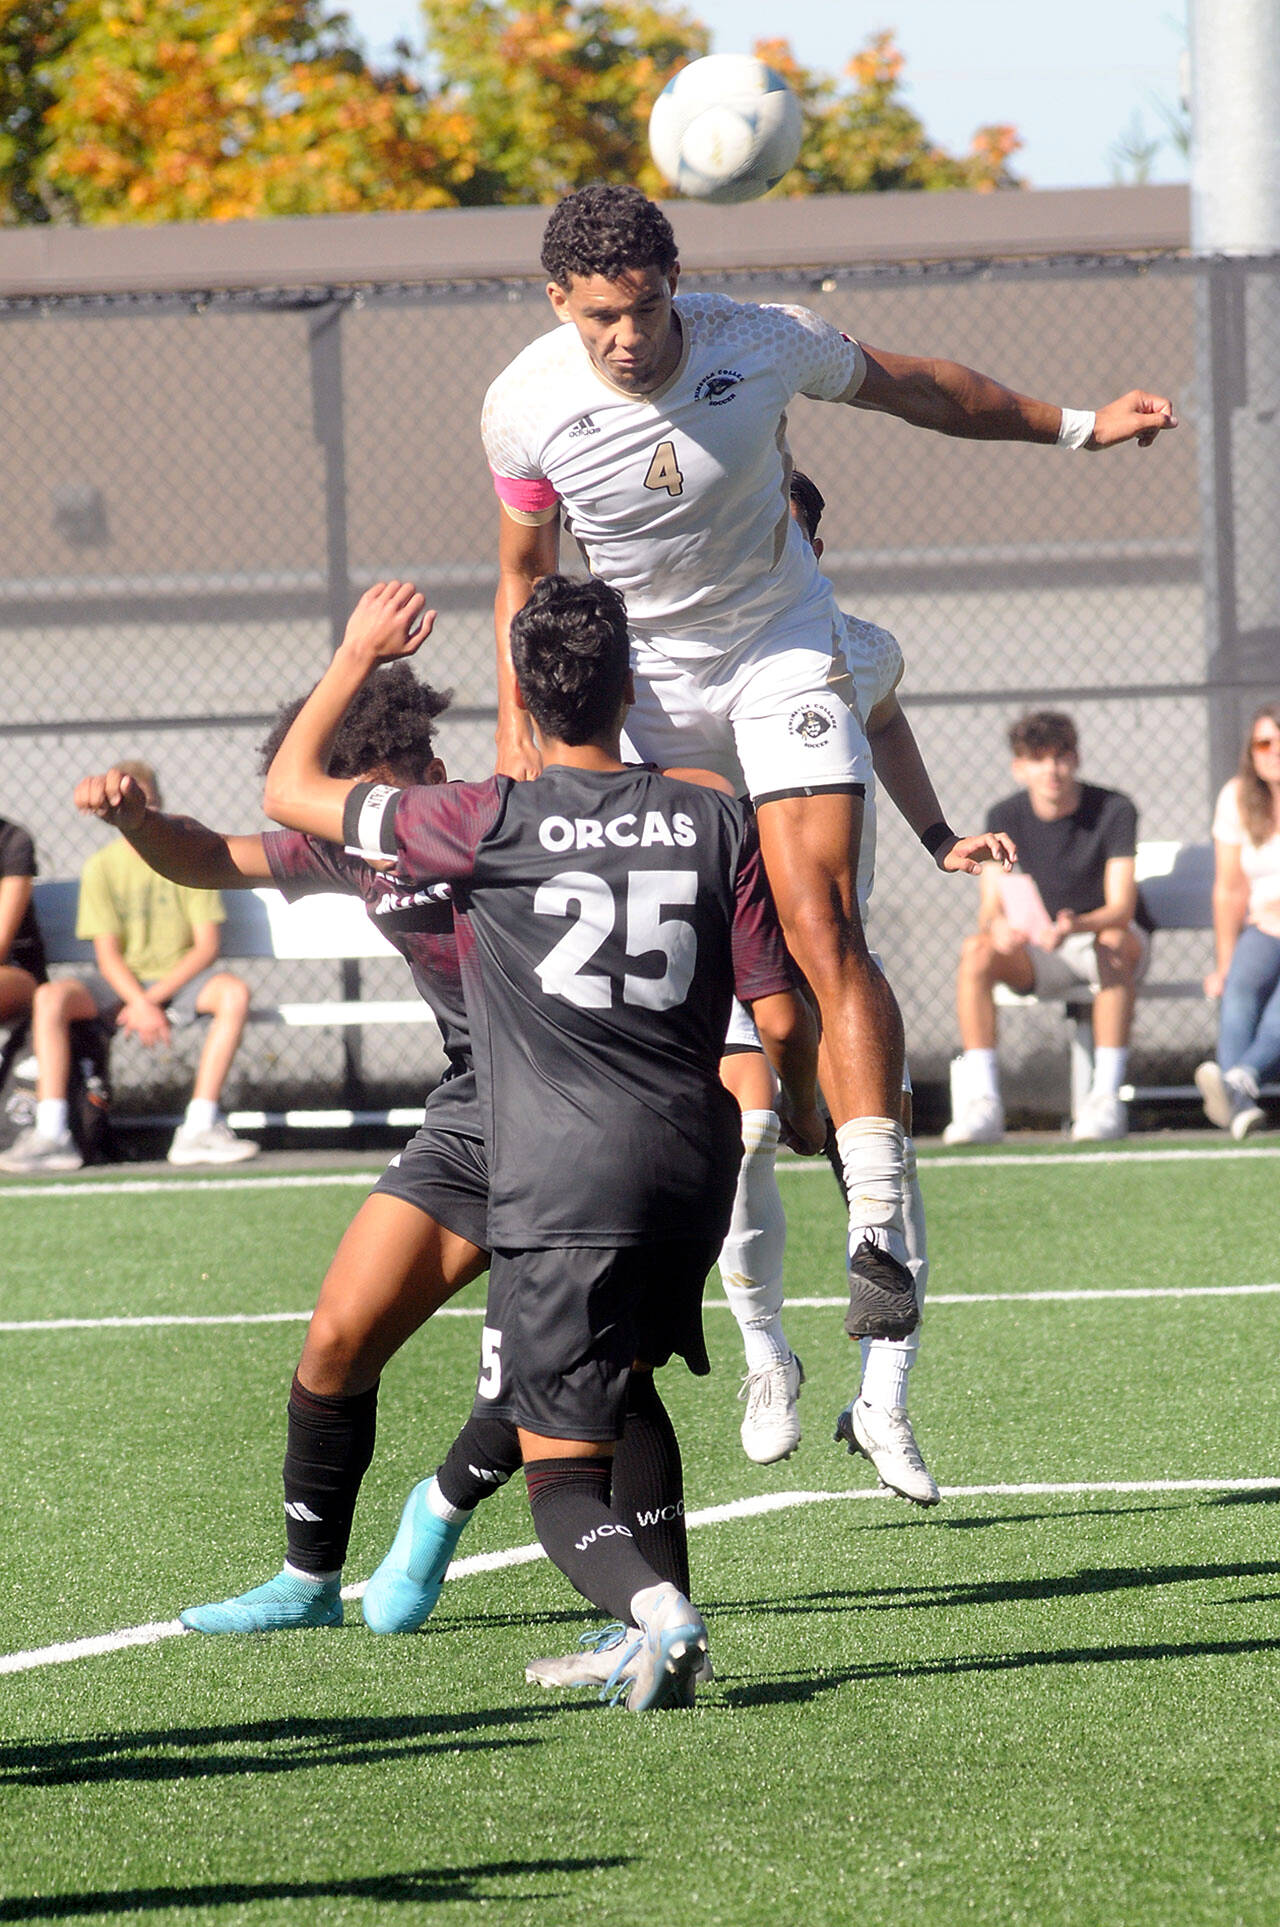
[526,1622,714,1691]
[1070,1092,1128,1141]
[943,1092,1004,1145]
[1194,1061,1234,1129]
[1198,1062,1267,1139]
[835,1397,940,1506]
[738,1352,804,1464]
[167,1119,260,1166]
[0,1126,83,1174]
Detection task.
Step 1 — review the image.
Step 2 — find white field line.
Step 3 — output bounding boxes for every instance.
[5,1476,1279,1679]
[0,1142,1277,1206]
[6,1281,1280,1336]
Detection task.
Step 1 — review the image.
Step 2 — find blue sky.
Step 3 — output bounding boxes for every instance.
[341,0,1190,191]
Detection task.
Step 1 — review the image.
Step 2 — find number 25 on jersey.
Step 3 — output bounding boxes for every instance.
[535,868,698,1011]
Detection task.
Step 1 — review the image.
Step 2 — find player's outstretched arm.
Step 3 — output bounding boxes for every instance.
[74,770,269,889]
[850,345,1176,449]
[264,581,434,842]
[865,696,1015,876]
[495,509,559,781]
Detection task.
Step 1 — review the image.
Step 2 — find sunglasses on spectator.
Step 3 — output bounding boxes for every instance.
[1251,732,1280,750]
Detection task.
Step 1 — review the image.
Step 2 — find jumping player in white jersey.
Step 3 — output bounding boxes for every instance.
[482,182,1176,1350]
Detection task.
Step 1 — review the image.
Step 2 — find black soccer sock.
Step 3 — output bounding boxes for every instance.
[609,1372,690,1596]
[525,1457,665,1625]
[436,1406,523,1512]
[281,1374,378,1576]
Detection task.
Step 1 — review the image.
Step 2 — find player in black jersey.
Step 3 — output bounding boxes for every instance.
[73,667,524,1635]
[264,573,822,1708]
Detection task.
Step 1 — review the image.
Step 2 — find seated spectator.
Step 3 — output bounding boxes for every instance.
[0,761,258,1173]
[0,813,45,1031]
[945,710,1149,1144]
[1195,701,1280,1139]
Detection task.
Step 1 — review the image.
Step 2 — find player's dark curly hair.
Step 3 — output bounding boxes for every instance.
[256,662,452,783]
[510,574,630,747]
[788,468,825,543]
[541,184,678,289]
[1008,710,1078,761]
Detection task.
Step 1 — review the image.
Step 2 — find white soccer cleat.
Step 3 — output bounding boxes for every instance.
[942,1093,1004,1145]
[167,1119,260,1166]
[1070,1093,1128,1141]
[835,1396,940,1507]
[738,1351,804,1464]
[526,1621,715,1690]
[0,1127,83,1174]
[612,1583,709,1712]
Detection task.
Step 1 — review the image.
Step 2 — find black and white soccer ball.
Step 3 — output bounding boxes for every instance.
[648,54,803,205]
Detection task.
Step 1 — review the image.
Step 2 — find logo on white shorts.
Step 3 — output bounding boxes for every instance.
[788,703,836,745]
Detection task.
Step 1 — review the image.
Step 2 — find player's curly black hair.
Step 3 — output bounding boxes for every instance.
[541,183,678,289]
[510,574,630,747]
[256,661,452,783]
[788,468,826,543]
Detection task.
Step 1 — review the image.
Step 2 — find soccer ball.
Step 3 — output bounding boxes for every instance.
[648,54,803,205]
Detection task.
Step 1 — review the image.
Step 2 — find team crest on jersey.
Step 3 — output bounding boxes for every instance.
[788,704,837,745]
[694,368,744,406]
[568,413,600,439]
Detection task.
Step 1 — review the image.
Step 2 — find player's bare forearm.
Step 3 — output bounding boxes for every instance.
[868,703,945,837]
[852,346,1176,449]
[76,774,268,889]
[265,581,433,842]
[494,509,558,778]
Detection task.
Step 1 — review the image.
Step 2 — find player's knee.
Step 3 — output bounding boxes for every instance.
[779,895,868,983]
[299,1307,365,1385]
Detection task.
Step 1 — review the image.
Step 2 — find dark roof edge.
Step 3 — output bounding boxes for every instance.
[0,184,1190,299]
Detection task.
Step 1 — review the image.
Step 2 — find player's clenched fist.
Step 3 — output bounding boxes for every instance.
[74,767,148,829]
[1090,390,1178,449]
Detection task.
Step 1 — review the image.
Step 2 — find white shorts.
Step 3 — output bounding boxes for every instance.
[623,596,872,804]
[1028,924,1152,998]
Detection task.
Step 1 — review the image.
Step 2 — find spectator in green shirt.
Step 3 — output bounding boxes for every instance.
[0,761,258,1173]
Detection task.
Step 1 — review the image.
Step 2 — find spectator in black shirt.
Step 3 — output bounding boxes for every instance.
[945,710,1148,1143]
[0,815,46,1028]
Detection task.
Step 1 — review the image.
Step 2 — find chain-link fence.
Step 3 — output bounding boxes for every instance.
[1,248,1274,1125]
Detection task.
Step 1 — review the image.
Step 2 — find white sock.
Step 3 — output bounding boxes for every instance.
[36,1098,69,1139]
[184,1097,218,1133]
[283,1561,339,1587]
[859,1138,925,1409]
[719,1111,791,1371]
[836,1116,907,1264]
[963,1049,1000,1100]
[1091,1046,1128,1100]
[425,1473,472,1525]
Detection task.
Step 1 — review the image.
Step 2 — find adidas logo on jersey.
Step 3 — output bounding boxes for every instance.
[694,368,744,406]
[372,881,453,915]
[568,413,599,438]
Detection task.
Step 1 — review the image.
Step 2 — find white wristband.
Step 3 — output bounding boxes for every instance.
[1056,407,1096,450]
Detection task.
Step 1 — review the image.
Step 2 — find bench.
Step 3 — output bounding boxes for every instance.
[7,877,442,1133]
[993,839,1279,1113]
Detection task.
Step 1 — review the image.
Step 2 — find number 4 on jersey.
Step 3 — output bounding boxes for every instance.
[643,439,684,498]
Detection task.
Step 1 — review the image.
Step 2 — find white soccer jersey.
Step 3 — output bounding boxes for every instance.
[482,292,866,656]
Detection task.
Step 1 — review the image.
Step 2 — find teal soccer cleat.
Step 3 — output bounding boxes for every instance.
[361,1480,470,1633]
[180,1568,342,1634]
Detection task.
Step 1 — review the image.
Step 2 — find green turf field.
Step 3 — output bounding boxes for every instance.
[3,1143,1279,1926]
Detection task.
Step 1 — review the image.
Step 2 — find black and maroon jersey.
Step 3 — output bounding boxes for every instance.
[262,828,477,1133]
[343,764,796,1249]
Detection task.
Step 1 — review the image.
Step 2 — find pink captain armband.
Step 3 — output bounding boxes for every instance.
[491,469,560,516]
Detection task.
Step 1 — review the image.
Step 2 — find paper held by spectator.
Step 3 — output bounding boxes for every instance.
[998,871,1057,946]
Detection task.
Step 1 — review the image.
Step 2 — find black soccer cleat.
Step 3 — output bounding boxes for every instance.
[844,1236,919,1341]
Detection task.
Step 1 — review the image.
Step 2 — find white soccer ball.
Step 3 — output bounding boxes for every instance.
[648,54,803,205]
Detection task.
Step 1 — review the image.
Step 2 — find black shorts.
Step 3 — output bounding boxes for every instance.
[477,1239,718,1443]
[372,1120,490,1252]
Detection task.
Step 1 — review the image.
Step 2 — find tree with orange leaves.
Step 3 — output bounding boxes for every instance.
[762,31,1020,196]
